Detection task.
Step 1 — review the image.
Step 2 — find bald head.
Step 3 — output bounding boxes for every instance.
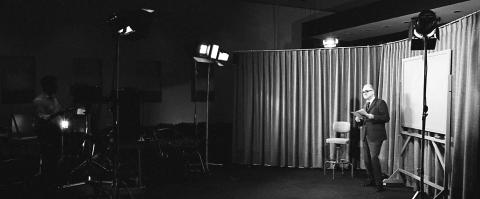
[363,84,374,91]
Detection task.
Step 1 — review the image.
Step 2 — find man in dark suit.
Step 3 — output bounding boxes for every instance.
[355,84,390,192]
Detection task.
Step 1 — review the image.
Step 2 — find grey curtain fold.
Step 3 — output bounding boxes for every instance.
[377,40,421,176]
[233,47,382,168]
[441,13,480,199]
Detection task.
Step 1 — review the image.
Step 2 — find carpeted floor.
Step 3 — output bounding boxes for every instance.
[142,166,413,199]
[1,162,414,199]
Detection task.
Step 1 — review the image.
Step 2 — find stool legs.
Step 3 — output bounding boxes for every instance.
[323,144,353,179]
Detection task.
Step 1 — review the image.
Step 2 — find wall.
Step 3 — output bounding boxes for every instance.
[0,0,327,128]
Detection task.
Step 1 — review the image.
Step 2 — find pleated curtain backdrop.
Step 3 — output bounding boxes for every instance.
[377,40,422,177]
[233,47,382,168]
[436,12,479,199]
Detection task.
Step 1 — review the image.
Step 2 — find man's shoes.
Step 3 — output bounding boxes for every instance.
[376,185,386,192]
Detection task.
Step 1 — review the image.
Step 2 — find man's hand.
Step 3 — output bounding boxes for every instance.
[366,114,374,119]
[355,116,361,122]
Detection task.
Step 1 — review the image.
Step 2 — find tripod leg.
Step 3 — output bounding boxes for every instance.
[196,151,206,174]
[92,160,110,172]
[69,159,89,175]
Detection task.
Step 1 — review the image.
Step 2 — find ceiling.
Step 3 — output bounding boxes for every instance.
[246,0,480,46]
[244,0,384,12]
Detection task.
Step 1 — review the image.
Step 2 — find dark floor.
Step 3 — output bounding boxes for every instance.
[1,162,415,199]
[145,166,414,199]
[1,135,411,199]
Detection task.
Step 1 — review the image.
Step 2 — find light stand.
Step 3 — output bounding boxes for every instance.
[112,34,121,199]
[410,10,439,199]
[204,63,224,170]
[413,35,430,199]
[205,62,211,172]
[193,57,214,173]
[107,8,154,199]
[193,51,229,173]
[63,107,112,186]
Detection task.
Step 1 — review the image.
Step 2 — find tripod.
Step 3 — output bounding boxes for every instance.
[61,108,113,194]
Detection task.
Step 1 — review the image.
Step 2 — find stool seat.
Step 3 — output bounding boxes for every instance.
[326,138,349,145]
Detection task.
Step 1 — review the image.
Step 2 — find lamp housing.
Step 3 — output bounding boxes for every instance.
[323,38,338,48]
[217,52,229,62]
[108,8,155,40]
[409,10,440,50]
[414,10,440,36]
[197,43,230,64]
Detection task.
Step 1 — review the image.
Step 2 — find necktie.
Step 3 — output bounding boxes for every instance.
[366,102,370,111]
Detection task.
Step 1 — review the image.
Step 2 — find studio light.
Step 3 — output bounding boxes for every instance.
[197,43,230,64]
[414,10,439,36]
[76,107,86,115]
[108,8,155,39]
[210,45,220,59]
[217,52,229,62]
[409,10,440,50]
[118,26,135,35]
[323,37,338,48]
[60,119,70,130]
[141,8,155,13]
[199,44,210,56]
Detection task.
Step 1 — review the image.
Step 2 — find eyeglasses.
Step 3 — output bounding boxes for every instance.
[362,90,373,94]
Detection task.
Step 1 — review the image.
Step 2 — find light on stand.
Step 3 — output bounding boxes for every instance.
[193,42,231,172]
[197,43,229,65]
[107,8,155,198]
[410,9,440,199]
[108,8,155,39]
[409,10,440,50]
[60,119,70,130]
[118,26,135,35]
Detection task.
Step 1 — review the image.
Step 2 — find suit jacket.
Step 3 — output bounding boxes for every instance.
[361,98,390,143]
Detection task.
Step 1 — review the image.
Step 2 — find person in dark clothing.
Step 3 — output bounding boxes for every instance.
[354,84,390,192]
[33,75,62,197]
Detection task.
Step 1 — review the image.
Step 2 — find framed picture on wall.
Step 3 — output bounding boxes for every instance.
[191,61,215,102]
[0,56,36,104]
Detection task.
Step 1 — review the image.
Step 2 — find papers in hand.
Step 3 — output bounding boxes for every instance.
[351,109,368,118]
